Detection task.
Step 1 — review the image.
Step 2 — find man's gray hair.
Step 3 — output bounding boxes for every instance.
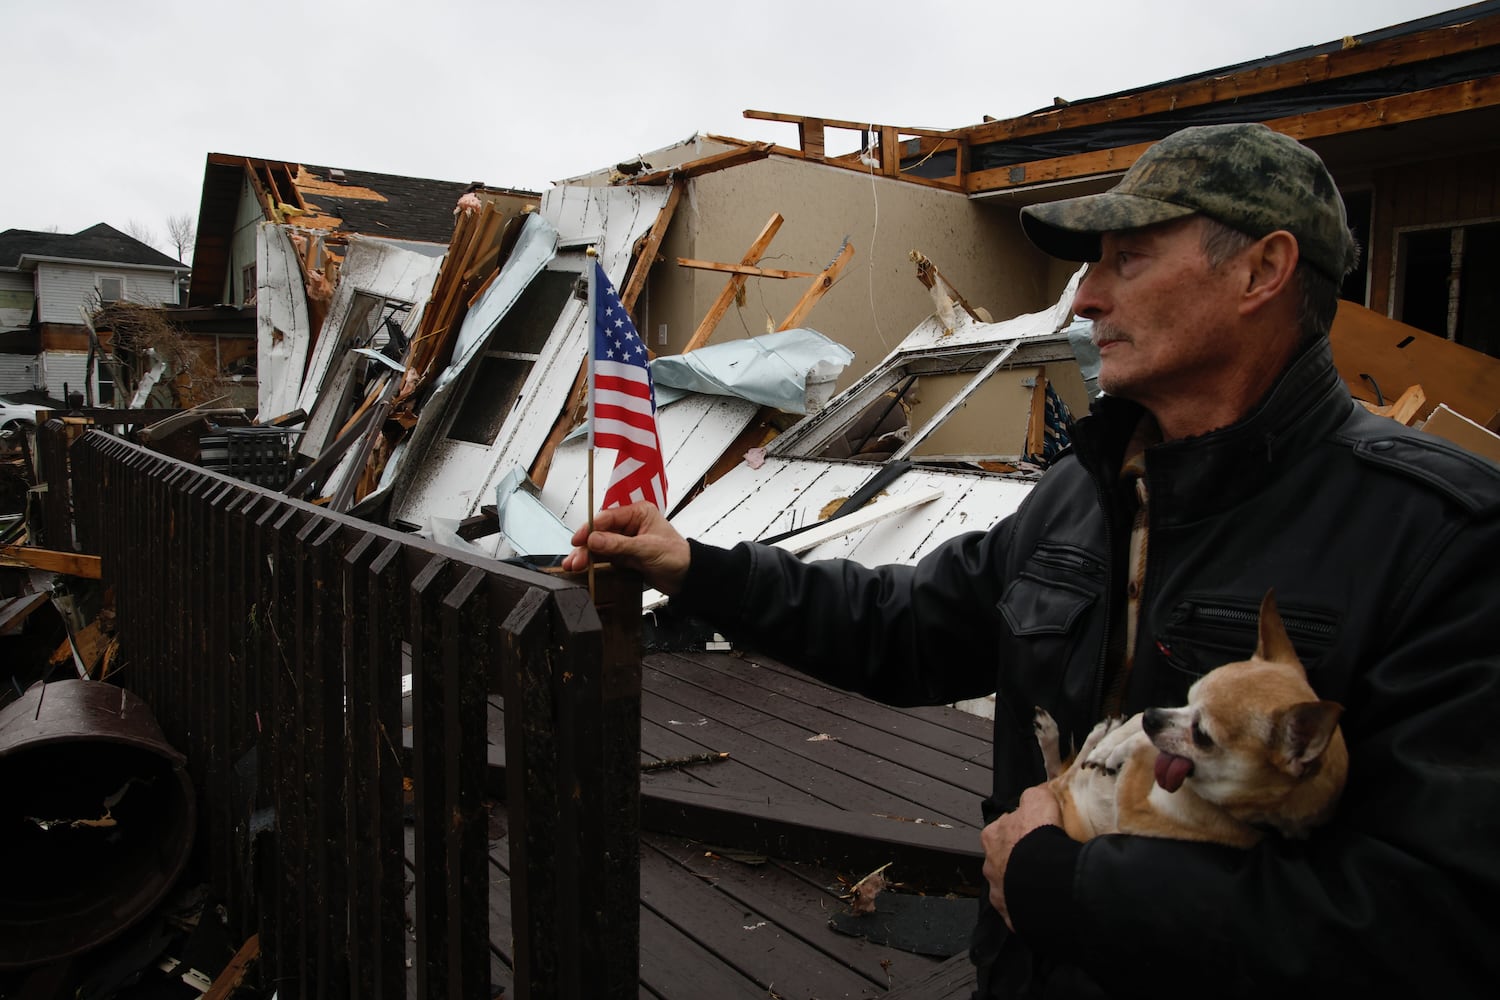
[1199,217,1358,341]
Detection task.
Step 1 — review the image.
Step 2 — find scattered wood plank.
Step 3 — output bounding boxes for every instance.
[1359,383,1426,425]
[202,933,260,1000]
[0,546,102,579]
[1331,299,1500,425]
[0,592,50,636]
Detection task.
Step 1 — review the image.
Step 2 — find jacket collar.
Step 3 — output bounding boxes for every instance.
[1072,337,1353,524]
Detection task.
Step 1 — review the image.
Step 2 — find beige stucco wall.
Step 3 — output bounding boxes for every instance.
[638,154,1058,393]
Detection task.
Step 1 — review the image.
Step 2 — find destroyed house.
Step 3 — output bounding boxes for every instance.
[8,4,1500,998]
[169,153,539,415]
[186,153,539,310]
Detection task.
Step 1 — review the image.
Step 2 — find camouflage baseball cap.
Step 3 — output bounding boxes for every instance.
[1020,123,1356,280]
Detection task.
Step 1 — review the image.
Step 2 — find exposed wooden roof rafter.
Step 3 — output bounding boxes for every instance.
[964,9,1500,148]
[966,74,1500,193]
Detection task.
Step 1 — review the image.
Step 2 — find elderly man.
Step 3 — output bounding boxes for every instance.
[564,123,1500,997]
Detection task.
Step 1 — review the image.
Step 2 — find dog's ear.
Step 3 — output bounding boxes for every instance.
[1255,589,1301,667]
[1274,700,1344,776]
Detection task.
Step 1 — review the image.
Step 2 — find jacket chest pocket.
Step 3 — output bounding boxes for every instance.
[999,542,1104,636]
[1155,595,1338,678]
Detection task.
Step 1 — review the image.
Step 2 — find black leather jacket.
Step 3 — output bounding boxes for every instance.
[676,337,1500,997]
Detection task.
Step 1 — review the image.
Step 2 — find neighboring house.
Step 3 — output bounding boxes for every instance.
[182,153,539,415]
[741,1,1500,359]
[0,224,188,402]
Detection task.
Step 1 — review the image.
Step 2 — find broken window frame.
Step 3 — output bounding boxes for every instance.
[444,254,588,447]
[768,333,1079,469]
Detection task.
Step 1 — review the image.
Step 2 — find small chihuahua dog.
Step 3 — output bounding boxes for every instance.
[1035,591,1347,847]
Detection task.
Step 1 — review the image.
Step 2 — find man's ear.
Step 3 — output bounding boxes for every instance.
[1239,230,1299,315]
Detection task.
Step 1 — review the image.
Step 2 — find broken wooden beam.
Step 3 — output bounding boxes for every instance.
[910,250,985,323]
[202,934,260,1000]
[628,142,774,186]
[0,545,102,579]
[683,213,785,354]
[619,180,683,311]
[777,239,855,331]
[676,258,816,280]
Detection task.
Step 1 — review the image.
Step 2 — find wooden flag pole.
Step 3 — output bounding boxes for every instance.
[585,246,599,600]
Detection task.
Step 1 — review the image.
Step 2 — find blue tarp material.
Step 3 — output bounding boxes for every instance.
[495,466,574,557]
[650,328,854,413]
[564,328,855,444]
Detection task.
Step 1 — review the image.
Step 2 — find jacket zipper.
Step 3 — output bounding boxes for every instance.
[1029,546,1101,575]
[1090,473,1117,717]
[1176,601,1337,643]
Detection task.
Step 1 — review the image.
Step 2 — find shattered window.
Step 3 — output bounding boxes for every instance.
[1398,221,1500,358]
[340,291,415,367]
[782,338,1087,472]
[447,266,580,446]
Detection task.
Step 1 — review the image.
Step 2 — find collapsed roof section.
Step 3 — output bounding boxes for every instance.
[242,128,1085,556]
[186,153,540,309]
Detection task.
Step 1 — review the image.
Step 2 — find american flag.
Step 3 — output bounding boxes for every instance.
[589,260,668,511]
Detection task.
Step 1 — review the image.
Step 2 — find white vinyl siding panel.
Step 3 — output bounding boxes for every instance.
[0,356,40,394]
[35,262,180,323]
[40,350,90,401]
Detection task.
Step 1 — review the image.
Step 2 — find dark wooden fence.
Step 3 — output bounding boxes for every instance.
[54,427,642,999]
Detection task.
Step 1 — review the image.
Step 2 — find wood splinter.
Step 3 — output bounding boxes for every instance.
[640,751,731,772]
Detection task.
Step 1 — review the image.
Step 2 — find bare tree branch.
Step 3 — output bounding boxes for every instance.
[165,213,195,263]
[124,218,160,252]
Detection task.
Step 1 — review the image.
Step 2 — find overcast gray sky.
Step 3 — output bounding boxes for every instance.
[3,0,1470,258]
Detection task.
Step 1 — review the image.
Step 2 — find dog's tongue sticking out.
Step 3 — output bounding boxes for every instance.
[1154,752,1194,792]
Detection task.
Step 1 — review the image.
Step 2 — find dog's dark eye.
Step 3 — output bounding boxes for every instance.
[1191,719,1214,749]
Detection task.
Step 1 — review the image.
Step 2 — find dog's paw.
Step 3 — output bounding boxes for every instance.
[1034,707,1059,738]
[1034,708,1064,778]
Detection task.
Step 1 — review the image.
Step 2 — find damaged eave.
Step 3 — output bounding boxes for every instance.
[960,7,1500,195]
[624,141,776,185]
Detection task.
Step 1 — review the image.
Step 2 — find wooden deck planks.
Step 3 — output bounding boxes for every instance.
[646,833,963,995]
[650,651,994,803]
[642,683,964,825]
[638,833,889,999]
[460,645,994,996]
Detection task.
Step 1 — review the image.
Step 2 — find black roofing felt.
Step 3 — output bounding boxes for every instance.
[296,163,498,245]
[0,223,185,269]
